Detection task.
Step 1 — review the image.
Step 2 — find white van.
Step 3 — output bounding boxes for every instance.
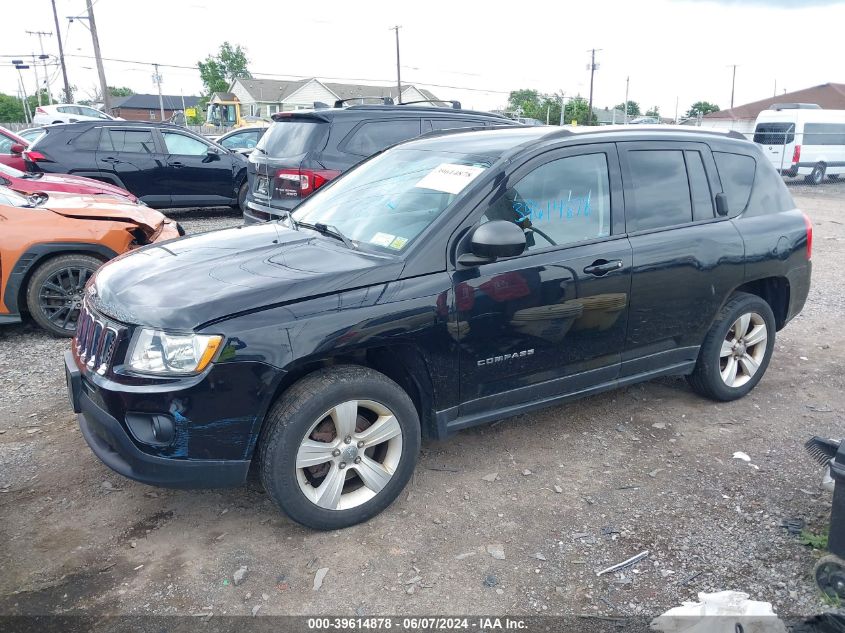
[753,105,845,184]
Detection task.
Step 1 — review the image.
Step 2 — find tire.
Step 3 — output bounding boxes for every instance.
[805,163,826,185]
[25,254,101,337]
[258,365,421,530]
[687,292,776,402]
[829,174,840,181]
[234,181,248,214]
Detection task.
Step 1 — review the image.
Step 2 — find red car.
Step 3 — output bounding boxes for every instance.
[0,161,138,203]
[0,126,28,171]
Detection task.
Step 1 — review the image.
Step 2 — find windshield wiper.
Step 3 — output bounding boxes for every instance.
[298,221,356,250]
[280,209,298,231]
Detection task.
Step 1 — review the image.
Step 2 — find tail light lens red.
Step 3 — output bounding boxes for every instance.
[36,107,47,114]
[273,168,340,198]
[23,150,46,162]
[802,212,812,260]
[792,145,801,165]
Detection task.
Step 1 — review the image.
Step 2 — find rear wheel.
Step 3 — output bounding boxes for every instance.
[687,292,776,401]
[258,366,420,530]
[806,163,826,185]
[25,254,101,337]
[234,181,248,214]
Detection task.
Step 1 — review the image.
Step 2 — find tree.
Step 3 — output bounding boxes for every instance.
[685,101,720,118]
[0,93,25,122]
[564,97,597,126]
[198,42,251,96]
[109,86,134,97]
[507,89,542,119]
[613,100,640,117]
[645,106,660,117]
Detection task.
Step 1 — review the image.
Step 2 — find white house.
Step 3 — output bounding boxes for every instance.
[229,77,442,116]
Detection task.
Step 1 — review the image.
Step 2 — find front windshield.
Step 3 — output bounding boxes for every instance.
[291,148,495,253]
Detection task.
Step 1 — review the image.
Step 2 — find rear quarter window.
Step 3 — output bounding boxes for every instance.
[713,152,755,216]
[342,119,421,156]
[742,153,796,217]
[72,127,101,150]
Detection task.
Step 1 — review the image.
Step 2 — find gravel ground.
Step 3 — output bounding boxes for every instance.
[0,184,844,620]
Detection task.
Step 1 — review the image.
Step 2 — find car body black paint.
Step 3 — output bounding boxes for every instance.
[68,126,812,488]
[26,121,247,209]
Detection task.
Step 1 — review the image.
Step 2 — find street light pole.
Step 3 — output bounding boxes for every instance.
[391,26,402,104]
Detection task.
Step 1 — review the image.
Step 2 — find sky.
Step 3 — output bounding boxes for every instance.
[2,0,844,118]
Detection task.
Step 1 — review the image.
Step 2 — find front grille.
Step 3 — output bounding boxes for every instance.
[74,302,124,375]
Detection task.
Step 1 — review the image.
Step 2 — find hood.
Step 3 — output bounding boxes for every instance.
[35,173,137,201]
[90,222,404,330]
[43,193,165,232]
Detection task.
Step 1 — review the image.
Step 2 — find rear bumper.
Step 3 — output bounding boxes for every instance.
[65,351,250,489]
[244,198,296,224]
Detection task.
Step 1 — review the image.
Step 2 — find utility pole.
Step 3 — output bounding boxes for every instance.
[729,64,738,109]
[13,62,32,123]
[623,76,629,124]
[153,64,165,121]
[674,96,679,124]
[86,0,110,113]
[587,48,601,126]
[51,0,72,103]
[391,26,402,104]
[27,31,54,105]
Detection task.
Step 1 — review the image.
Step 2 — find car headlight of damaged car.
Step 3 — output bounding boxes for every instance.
[127,329,223,375]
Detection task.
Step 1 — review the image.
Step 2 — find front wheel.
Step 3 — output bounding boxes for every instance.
[687,292,776,401]
[25,254,101,337]
[258,366,420,530]
[234,181,248,214]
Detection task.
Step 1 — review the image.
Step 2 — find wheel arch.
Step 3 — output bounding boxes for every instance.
[255,344,438,453]
[731,276,791,330]
[4,243,116,315]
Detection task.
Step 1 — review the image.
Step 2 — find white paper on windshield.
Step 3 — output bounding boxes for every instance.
[371,232,396,247]
[415,163,486,195]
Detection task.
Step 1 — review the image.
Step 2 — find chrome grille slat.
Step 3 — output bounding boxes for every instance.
[73,302,125,375]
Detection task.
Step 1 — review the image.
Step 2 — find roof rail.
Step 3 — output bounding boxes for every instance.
[400,99,461,109]
[333,96,394,108]
[313,101,330,109]
[726,130,748,140]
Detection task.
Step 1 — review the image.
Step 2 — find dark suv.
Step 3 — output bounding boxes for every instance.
[24,121,249,211]
[65,125,811,530]
[244,102,516,223]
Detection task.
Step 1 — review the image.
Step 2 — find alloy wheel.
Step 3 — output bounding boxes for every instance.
[719,312,767,388]
[37,266,95,332]
[295,400,403,511]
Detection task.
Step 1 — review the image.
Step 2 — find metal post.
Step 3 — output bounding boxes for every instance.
[51,0,72,103]
[392,26,402,104]
[729,64,737,109]
[154,64,165,121]
[86,0,110,112]
[587,49,597,125]
[31,57,42,106]
[623,76,629,125]
[559,93,566,126]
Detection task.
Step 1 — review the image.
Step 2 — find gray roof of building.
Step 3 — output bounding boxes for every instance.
[111,93,201,110]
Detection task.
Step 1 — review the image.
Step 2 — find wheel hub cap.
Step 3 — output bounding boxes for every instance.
[341,444,358,462]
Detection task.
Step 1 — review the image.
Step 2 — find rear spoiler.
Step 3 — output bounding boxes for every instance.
[270,111,332,122]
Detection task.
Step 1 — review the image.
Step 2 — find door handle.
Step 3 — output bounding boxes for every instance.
[583,259,623,276]
[169,161,184,168]
[100,157,118,164]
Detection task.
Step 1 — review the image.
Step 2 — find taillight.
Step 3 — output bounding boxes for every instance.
[802,212,812,260]
[792,145,801,165]
[23,150,46,162]
[273,168,340,198]
[36,107,47,114]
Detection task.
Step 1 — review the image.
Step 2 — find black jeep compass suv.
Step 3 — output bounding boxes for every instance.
[66,125,812,530]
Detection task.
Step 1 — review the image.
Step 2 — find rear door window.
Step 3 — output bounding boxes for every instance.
[623,149,692,232]
[713,152,756,215]
[343,119,421,156]
[162,132,210,155]
[99,128,156,153]
[72,127,101,150]
[257,120,326,157]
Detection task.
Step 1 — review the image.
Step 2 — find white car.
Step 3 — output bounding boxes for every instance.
[33,104,116,125]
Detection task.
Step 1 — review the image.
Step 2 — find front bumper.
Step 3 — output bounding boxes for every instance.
[65,351,250,488]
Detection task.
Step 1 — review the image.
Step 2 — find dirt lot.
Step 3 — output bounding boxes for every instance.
[1,183,844,620]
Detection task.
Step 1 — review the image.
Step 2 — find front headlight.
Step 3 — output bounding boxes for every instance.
[127,328,223,376]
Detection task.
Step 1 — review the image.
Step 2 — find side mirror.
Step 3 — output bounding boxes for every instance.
[10,143,24,155]
[715,192,730,217]
[459,220,526,265]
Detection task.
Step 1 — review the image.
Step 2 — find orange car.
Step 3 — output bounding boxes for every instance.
[0,186,181,336]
